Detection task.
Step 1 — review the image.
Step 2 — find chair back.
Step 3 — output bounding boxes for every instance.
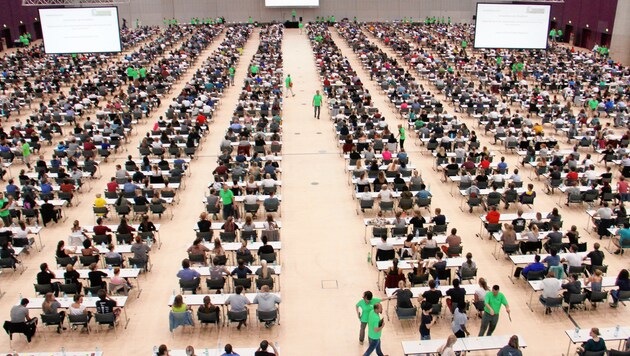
[206,278,226,290]
[526,270,545,281]
[259,252,277,264]
[396,307,417,319]
[179,278,200,291]
[34,284,53,295]
[68,313,89,325]
[196,231,213,242]
[568,293,587,304]
[227,310,248,322]
[257,309,278,322]
[588,291,609,303]
[197,311,219,324]
[41,313,62,325]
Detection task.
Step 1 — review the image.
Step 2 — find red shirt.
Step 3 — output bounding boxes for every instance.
[60,183,75,193]
[93,225,112,235]
[480,160,491,169]
[196,114,206,125]
[566,171,579,181]
[84,142,96,151]
[618,180,629,194]
[486,210,501,224]
[106,181,118,192]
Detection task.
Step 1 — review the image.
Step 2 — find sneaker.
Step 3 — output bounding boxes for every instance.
[614,250,621,255]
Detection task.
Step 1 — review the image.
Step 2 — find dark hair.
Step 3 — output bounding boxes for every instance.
[20,298,29,306]
[40,262,48,271]
[235,285,244,294]
[363,291,373,300]
[259,340,269,350]
[508,335,519,349]
[224,344,233,353]
[97,289,107,299]
[182,259,190,269]
[428,280,436,288]
[453,278,460,287]
[83,239,92,249]
[534,254,541,262]
[618,269,629,280]
[158,345,168,356]
[492,285,500,291]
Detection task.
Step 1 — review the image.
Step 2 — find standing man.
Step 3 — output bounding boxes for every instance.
[291,9,296,21]
[248,16,253,25]
[397,124,405,150]
[363,303,386,356]
[312,90,322,119]
[479,285,510,336]
[21,139,32,170]
[285,74,295,98]
[218,183,235,220]
[356,291,381,345]
[229,65,235,85]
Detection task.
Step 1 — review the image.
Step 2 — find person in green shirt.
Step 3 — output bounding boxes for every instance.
[139,67,147,79]
[448,16,451,24]
[228,66,235,85]
[299,21,304,34]
[0,193,11,226]
[479,285,510,336]
[397,124,406,149]
[218,184,235,220]
[21,140,32,169]
[496,56,503,68]
[315,34,323,42]
[363,303,385,355]
[557,29,563,41]
[250,64,259,75]
[549,28,557,41]
[312,90,322,119]
[248,16,253,24]
[292,9,297,21]
[353,16,357,23]
[285,74,295,97]
[163,18,169,26]
[330,15,335,24]
[355,291,382,345]
[588,98,599,111]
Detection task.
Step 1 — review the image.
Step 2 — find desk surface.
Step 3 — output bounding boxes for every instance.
[564,326,630,343]
[23,296,127,309]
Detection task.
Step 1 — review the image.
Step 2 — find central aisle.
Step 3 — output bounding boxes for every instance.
[279,28,375,354]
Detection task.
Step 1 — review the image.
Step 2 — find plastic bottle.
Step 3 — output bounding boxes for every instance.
[574,327,580,337]
[88,291,92,299]
[204,349,209,356]
[615,325,620,337]
[367,251,371,264]
[153,346,158,355]
[435,277,440,288]
[61,347,66,356]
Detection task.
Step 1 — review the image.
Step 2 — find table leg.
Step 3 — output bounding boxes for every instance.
[386,297,390,321]
[566,340,572,356]
[37,232,44,252]
[508,264,516,283]
[123,307,130,329]
[527,290,534,312]
[364,225,368,244]
[135,276,142,298]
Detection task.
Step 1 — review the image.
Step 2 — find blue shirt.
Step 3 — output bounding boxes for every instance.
[619,228,630,246]
[543,255,560,267]
[231,266,252,279]
[40,183,53,194]
[176,268,200,281]
[123,182,138,193]
[415,190,432,199]
[522,262,545,277]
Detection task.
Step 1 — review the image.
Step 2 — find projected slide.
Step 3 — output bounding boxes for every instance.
[39,7,122,54]
[474,3,550,49]
[265,0,319,7]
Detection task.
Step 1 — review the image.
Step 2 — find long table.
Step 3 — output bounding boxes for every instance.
[508,252,588,282]
[167,348,274,356]
[402,334,527,355]
[51,268,142,297]
[526,276,618,312]
[376,258,465,290]
[21,295,130,328]
[564,326,630,355]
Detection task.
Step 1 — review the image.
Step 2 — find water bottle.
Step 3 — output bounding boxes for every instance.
[108,264,112,272]
[172,289,176,296]
[62,292,67,300]
[615,325,620,337]
[133,264,138,269]
[204,349,209,356]
[435,277,440,288]
[61,347,66,356]
[147,237,153,248]
[88,291,92,299]
[367,251,371,264]
[153,346,158,355]
[35,220,39,228]
[101,242,105,248]
[415,228,419,238]
[574,327,580,337]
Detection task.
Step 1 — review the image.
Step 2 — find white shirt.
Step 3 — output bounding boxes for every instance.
[564,252,583,267]
[376,240,394,251]
[541,277,562,299]
[379,189,393,202]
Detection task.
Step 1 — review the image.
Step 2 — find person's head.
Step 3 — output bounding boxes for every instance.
[57,240,65,250]
[363,290,373,302]
[262,235,268,245]
[20,298,29,306]
[451,228,457,235]
[534,254,541,262]
[44,292,54,302]
[259,340,269,351]
[182,259,190,269]
[453,278,460,288]
[428,279,436,289]
[83,239,92,249]
[158,344,168,356]
[235,285,244,295]
[479,277,488,290]
[421,302,432,312]
[373,302,382,313]
[203,296,211,307]
[593,242,600,251]
[40,262,48,272]
[508,335,519,349]
[73,293,83,303]
[466,252,473,261]
[97,289,107,300]
[618,269,629,281]
[492,285,500,296]
[89,262,98,271]
[185,346,195,356]
[173,294,183,307]
[436,251,444,260]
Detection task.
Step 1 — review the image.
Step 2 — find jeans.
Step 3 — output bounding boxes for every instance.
[363,338,384,356]
[314,105,321,119]
[478,311,499,336]
[359,321,367,342]
[400,139,405,149]
[611,289,620,303]
[421,334,431,340]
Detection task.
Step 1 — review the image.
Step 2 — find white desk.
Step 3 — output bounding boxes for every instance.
[402,334,526,355]
[167,348,272,356]
[402,339,466,355]
[564,326,630,355]
[22,295,129,328]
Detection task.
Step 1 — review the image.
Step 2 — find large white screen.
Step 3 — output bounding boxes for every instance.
[474,3,550,49]
[39,7,122,54]
[265,0,319,7]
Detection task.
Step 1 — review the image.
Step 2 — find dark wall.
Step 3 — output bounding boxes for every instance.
[547,0,618,49]
[0,0,41,49]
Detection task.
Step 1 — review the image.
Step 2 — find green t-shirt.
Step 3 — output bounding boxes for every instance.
[299,22,304,29]
[557,29,563,36]
[356,298,381,322]
[313,94,322,106]
[516,62,524,71]
[285,76,292,88]
[229,67,235,75]
[496,56,503,65]
[250,65,259,74]
[367,310,382,339]
[461,40,467,48]
[292,10,296,17]
[0,199,9,217]
[315,35,323,42]
[588,99,599,110]
[399,127,406,140]
[139,68,147,78]
[219,189,234,205]
[549,29,557,37]
[484,291,508,314]
[126,67,134,77]
[22,142,31,157]
[249,17,253,24]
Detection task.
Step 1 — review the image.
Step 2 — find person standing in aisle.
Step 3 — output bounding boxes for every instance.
[356,291,381,345]
[363,303,387,356]
[285,74,295,98]
[312,90,322,119]
[291,9,296,21]
[479,285,510,336]
[397,124,406,149]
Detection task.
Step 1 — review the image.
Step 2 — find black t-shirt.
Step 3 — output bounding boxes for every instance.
[395,289,414,308]
[587,250,604,267]
[258,245,274,255]
[410,216,426,229]
[254,351,274,356]
[422,289,442,305]
[37,271,54,285]
[88,270,108,287]
[96,298,117,314]
[446,287,466,309]
[419,313,433,336]
[512,218,526,231]
[432,215,446,225]
[197,220,211,233]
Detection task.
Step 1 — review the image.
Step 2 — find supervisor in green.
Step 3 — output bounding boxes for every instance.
[218,184,235,220]
[363,303,385,356]
[397,124,405,149]
[285,74,295,97]
[312,90,322,119]
[479,284,510,336]
[355,291,381,344]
